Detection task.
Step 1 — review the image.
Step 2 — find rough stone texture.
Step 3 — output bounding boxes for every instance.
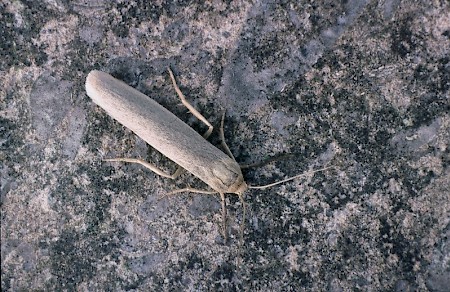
[1,0,449,291]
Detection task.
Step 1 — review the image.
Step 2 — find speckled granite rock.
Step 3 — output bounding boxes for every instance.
[1,1,449,291]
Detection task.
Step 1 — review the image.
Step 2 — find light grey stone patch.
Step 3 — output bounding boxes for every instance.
[390,117,442,155]
[29,73,73,141]
[270,111,296,136]
[62,105,87,159]
[79,25,104,45]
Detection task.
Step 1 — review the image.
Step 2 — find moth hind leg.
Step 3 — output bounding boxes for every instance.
[167,68,213,139]
[219,111,235,161]
[161,186,229,242]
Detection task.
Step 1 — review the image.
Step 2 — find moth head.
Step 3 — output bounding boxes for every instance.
[231,180,248,196]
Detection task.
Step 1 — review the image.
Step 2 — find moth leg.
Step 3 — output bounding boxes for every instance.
[234,193,247,266]
[167,68,213,139]
[164,187,217,196]
[220,192,228,242]
[219,112,235,160]
[158,185,216,201]
[160,187,228,241]
[104,158,184,179]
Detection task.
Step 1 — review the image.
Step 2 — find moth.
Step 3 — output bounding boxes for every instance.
[86,69,332,241]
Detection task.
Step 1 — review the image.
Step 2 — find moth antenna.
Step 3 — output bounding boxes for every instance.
[248,166,336,190]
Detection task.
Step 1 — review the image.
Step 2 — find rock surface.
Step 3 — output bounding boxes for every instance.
[1,0,449,290]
